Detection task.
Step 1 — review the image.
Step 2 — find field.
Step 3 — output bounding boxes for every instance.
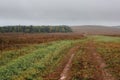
[0,33,83,50]
[0,33,120,80]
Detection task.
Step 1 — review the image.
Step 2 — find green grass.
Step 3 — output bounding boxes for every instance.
[0,40,81,80]
[0,45,38,67]
[92,35,120,42]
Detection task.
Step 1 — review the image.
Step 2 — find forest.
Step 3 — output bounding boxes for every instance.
[0,25,72,33]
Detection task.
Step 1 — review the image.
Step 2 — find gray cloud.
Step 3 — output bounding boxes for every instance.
[0,0,120,25]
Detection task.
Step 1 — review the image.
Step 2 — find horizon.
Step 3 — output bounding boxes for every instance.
[0,24,120,27]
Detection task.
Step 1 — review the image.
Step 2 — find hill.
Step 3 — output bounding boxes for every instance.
[71,25,120,35]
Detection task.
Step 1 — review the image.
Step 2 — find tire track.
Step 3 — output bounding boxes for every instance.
[59,46,80,80]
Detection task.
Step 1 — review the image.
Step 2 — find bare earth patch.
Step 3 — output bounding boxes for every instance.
[59,46,80,80]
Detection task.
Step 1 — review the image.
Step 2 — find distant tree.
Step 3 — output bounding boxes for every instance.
[29,25,33,33]
[0,25,72,33]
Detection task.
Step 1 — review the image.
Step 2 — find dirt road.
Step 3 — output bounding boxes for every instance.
[44,40,116,80]
[59,41,116,80]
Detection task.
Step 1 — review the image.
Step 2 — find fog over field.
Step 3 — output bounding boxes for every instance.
[0,0,120,26]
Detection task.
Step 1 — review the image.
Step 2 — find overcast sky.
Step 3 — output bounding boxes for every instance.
[0,0,120,26]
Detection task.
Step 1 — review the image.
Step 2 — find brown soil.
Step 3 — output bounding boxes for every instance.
[0,33,83,51]
[86,41,116,80]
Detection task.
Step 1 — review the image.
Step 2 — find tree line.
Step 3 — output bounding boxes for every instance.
[0,25,72,33]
